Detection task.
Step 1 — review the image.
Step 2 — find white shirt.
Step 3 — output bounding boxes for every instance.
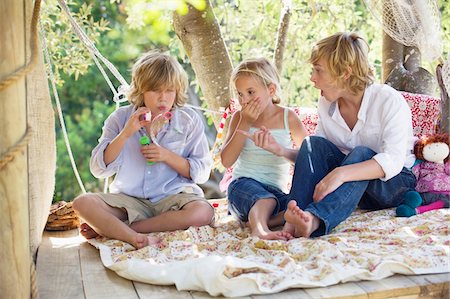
[315,83,416,181]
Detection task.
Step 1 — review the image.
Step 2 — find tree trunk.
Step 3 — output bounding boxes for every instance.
[0,0,31,297]
[381,1,437,96]
[436,64,450,133]
[25,0,56,258]
[273,0,291,74]
[173,0,233,126]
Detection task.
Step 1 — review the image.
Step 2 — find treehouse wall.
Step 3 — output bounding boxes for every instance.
[0,0,31,298]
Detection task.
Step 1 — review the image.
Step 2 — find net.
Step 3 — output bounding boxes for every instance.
[364,0,442,62]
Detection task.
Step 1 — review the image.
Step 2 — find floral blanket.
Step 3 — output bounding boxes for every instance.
[88,199,449,297]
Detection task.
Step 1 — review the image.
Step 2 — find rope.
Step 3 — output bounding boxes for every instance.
[0,0,41,91]
[40,19,87,194]
[57,0,129,103]
[0,126,32,170]
[31,260,39,299]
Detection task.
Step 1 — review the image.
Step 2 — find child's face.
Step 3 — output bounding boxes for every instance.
[143,86,176,119]
[310,59,343,102]
[235,74,274,108]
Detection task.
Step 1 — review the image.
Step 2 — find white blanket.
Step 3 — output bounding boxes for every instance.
[88,199,449,297]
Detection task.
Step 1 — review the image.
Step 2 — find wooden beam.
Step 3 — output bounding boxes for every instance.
[0,0,30,298]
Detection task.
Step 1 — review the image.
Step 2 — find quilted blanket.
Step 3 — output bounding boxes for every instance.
[88,199,449,297]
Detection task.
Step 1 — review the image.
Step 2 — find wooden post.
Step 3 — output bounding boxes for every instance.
[0,0,31,298]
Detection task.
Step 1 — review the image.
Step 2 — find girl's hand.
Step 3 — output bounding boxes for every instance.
[122,107,151,138]
[140,143,170,163]
[238,126,284,156]
[313,168,345,202]
[240,97,262,124]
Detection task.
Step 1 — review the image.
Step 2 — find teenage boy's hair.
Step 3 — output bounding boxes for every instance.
[309,32,374,94]
[230,57,283,104]
[128,51,188,107]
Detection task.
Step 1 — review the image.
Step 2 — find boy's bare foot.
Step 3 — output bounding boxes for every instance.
[79,223,99,239]
[252,230,292,241]
[284,200,319,238]
[132,233,161,249]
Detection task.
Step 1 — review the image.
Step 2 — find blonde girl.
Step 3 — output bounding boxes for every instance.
[221,57,307,240]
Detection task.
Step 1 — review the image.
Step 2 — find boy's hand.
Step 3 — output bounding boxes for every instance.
[123,107,151,138]
[240,97,262,124]
[312,168,344,202]
[238,126,284,156]
[140,143,171,163]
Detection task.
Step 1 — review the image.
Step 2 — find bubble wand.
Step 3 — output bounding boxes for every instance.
[139,111,173,165]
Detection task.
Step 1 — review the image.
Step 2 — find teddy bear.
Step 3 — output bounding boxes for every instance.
[396,132,450,217]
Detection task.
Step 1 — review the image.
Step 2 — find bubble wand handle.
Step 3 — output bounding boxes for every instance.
[139,134,155,165]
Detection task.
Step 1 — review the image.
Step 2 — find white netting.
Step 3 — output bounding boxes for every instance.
[364,0,442,62]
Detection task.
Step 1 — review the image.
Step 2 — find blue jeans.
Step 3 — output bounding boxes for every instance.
[228,177,289,222]
[289,136,416,237]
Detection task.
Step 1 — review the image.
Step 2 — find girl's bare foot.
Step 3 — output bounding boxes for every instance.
[284,200,319,238]
[132,233,161,249]
[79,223,99,239]
[252,229,292,241]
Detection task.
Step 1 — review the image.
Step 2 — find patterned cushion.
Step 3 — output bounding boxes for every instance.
[400,92,441,138]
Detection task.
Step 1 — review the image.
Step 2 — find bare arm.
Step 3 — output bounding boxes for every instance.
[220,97,263,168]
[220,112,249,168]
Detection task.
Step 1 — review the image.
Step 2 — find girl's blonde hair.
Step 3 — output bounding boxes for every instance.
[127,51,188,107]
[230,57,282,104]
[309,32,374,94]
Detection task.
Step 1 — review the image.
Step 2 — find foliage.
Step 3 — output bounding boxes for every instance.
[41,0,110,85]
[55,101,115,200]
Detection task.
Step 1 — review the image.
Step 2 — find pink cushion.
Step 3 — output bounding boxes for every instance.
[400,92,441,138]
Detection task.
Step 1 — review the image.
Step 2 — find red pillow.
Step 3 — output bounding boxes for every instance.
[400,91,441,138]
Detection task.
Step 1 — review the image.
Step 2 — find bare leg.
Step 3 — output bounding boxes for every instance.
[246,198,292,241]
[267,212,285,228]
[130,201,214,233]
[283,200,320,238]
[73,194,159,249]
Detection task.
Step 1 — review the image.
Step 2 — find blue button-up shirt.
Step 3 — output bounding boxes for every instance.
[90,105,212,202]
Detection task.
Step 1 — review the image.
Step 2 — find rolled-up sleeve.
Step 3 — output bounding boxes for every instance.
[90,113,125,178]
[184,112,212,184]
[372,98,412,181]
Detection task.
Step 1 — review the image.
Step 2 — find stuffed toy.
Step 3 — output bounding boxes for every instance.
[396,132,450,217]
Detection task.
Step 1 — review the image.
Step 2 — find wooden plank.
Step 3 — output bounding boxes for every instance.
[252,288,313,298]
[356,275,421,299]
[79,241,139,299]
[191,291,251,298]
[409,273,450,298]
[36,230,84,299]
[133,281,193,299]
[304,282,368,299]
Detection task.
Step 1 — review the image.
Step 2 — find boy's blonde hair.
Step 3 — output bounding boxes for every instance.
[309,32,374,94]
[127,51,188,107]
[230,57,282,104]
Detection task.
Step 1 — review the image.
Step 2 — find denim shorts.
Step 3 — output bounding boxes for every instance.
[227,177,289,222]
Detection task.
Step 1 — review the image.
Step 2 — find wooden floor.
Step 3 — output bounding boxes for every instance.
[36,229,449,299]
